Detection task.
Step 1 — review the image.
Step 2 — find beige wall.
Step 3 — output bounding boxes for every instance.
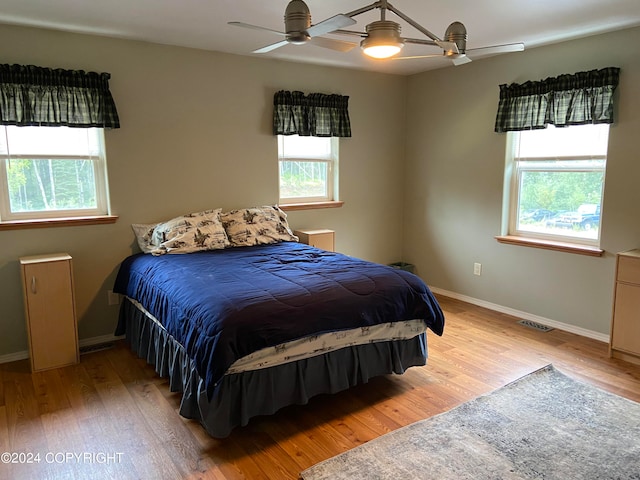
[404,26,640,336]
[0,24,407,359]
[1,22,638,360]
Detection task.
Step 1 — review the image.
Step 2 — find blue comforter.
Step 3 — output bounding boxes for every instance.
[114,242,444,397]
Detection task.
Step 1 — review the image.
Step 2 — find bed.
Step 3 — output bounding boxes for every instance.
[113,208,445,438]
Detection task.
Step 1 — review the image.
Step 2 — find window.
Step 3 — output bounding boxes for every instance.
[278,135,338,204]
[0,126,110,222]
[505,124,609,246]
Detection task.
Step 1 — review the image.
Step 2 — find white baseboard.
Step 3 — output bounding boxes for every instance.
[0,333,124,365]
[2,291,608,364]
[429,286,610,344]
[0,350,29,364]
[78,333,124,349]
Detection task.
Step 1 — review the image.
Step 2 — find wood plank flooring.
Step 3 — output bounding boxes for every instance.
[2,294,640,479]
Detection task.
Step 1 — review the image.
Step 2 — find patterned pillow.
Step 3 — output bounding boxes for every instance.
[131,223,157,254]
[150,209,230,255]
[221,205,299,247]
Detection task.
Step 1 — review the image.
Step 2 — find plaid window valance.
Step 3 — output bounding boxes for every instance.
[494,67,619,133]
[0,63,120,128]
[273,90,351,137]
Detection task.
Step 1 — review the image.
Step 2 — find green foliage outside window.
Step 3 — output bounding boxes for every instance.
[519,171,603,214]
[6,158,97,212]
[279,161,328,199]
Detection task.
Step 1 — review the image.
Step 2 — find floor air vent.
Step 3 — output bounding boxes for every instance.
[80,342,115,355]
[517,319,554,332]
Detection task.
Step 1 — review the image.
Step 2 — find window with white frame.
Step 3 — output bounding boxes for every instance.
[505,124,609,246]
[0,126,110,221]
[278,134,338,204]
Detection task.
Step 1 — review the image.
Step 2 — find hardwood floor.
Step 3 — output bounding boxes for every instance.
[2,294,640,480]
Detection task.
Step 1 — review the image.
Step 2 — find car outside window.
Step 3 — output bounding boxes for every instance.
[505,124,609,246]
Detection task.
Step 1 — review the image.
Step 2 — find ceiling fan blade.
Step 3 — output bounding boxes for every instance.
[332,29,366,38]
[435,40,459,54]
[467,43,525,57]
[253,40,290,54]
[310,36,358,52]
[228,21,285,37]
[391,54,444,61]
[452,55,472,66]
[307,14,356,37]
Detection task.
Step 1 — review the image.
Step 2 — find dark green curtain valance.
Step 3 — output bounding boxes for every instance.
[273,90,351,137]
[494,67,619,133]
[0,64,120,128]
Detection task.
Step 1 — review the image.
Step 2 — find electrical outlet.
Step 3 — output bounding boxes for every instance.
[473,263,482,276]
[107,289,120,305]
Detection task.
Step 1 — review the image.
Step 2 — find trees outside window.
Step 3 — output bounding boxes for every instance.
[278,135,338,204]
[0,126,109,221]
[506,124,609,245]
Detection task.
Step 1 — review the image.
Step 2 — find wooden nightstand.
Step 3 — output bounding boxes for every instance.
[610,249,640,365]
[20,253,79,372]
[295,229,335,252]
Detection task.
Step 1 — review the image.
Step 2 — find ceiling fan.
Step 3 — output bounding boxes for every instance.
[228,0,358,54]
[388,22,525,65]
[229,0,524,64]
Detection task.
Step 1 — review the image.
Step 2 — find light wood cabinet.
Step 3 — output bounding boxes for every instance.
[294,229,335,252]
[610,249,640,365]
[20,253,79,372]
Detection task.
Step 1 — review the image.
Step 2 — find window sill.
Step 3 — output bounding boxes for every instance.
[279,201,344,212]
[0,215,119,231]
[495,235,604,257]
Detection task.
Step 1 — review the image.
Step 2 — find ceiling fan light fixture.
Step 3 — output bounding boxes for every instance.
[361,20,404,59]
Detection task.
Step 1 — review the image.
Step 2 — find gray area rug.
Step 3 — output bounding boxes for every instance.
[300,365,640,480]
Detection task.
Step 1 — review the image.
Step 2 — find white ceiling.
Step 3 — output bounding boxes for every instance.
[1,0,640,75]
